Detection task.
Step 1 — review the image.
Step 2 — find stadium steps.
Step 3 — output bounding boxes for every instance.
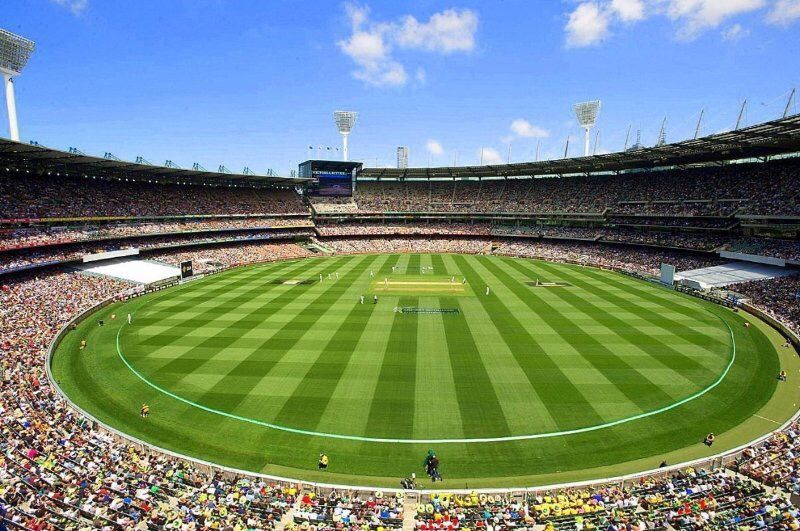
[307,238,335,254]
[277,498,302,530]
[401,494,417,531]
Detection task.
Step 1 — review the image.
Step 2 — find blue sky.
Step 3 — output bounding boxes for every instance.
[2,0,799,174]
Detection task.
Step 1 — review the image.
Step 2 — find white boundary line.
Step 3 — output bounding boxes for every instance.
[113,306,737,444]
[44,253,800,494]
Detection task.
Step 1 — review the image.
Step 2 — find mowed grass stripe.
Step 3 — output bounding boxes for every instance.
[440,255,561,434]
[430,253,512,437]
[406,253,421,274]
[517,260,724,383]
[310,254,404,435]
[140,263,271,311]
[440,295,513,438]
[461,255,639,424]
[231,255,385,424]
[138,257,347,393]
[133,258,343,376]
[364,296,418,438]
[564,264,728,350]
[414,295,465,438]
[478,256,675,413]
[135,258,322,342]
[452,254,607,430]
[190,255,372,415]
[141,260,295,316]
[579,266,725,326]
[271,254,390,429]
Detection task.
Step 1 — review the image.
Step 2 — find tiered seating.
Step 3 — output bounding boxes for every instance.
[413,470,798,529]
[737,420,800,494]
[0,244,315,529]
[729,274,800,333]
[0,228,314,274]
[354,158,800,215]
[295,490,403,530]
[0,172,307,219]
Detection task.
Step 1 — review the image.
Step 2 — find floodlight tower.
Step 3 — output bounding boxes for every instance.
[0,29,35,142]
[573,100,601,157]
[333,110,357,161]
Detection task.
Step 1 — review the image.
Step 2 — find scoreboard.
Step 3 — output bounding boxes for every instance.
[298,160,363,197]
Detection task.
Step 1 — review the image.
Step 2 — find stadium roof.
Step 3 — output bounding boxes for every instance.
[0,138,309,187]
[360,113,800,180]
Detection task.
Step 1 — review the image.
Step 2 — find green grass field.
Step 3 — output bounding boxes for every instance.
[51,253,800,488]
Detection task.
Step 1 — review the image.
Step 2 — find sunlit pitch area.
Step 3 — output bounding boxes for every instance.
[370,275,472,295]
[0,28,35,141]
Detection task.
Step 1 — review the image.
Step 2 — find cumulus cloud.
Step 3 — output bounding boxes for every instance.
[479,147,504,165]
[426,139,444,156]
[565,0,793,46]
[51,0,88,15]
[338,3,478,87]
[722,22,749,40]
[510,119,550,139]
[767,0,800,25]
[665,0,765,40]
[566,2,612,47]
[395,9,478,52]
[611,0,646,21]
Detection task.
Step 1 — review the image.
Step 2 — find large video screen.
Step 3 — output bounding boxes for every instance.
[317,172,352,196]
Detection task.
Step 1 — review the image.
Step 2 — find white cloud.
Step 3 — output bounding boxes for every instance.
[352,60,408,86]
[565,0,792,46]
[479,147,504,165]
[611,0,646,21]
[665,0,765,40]
[722,22,749,40]
[767,0,800,25]
[339,30,388,66]
[338,3,478,87]
[344,2,369,29]
[426,139,444,156]
[566,2,612,47]
[51,0,88,15]
[510,119,550,139]
[395,9,478,52]
[338,8,408,87]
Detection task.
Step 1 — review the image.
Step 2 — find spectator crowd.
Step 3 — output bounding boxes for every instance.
[0,160,799,529]
[0,236,799,529]
[0,172,307,219]
[354,158,800,216]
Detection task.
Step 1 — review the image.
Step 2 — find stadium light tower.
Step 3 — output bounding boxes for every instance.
[573,100,601,157]
[0,29,35,142]
[333,111,357,161]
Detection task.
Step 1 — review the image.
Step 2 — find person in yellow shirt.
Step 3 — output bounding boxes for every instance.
[318,453,329,470]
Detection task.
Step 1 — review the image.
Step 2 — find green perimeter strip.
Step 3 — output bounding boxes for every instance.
[114,303,738,444]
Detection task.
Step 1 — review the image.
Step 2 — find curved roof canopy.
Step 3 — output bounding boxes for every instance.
[0,139,308,187]
[360,113,800,180]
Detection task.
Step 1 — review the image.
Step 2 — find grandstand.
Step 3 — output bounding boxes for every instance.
[0,137,797,530]
[3,13,800,530]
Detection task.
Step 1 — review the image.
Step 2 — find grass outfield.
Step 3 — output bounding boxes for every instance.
[51,254,800,488]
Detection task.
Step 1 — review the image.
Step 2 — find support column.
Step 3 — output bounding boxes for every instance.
[3,73,19,142]
[583,128,590,157]
[342,134,349,161]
